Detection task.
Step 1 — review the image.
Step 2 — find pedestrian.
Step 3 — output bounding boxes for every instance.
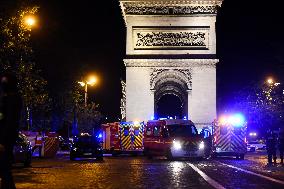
[0,72,22,189]
[279,127,284,166]
[265,128,277,166]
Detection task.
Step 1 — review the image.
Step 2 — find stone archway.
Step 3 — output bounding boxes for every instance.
[156,94,183,118]
[151,69,191,119]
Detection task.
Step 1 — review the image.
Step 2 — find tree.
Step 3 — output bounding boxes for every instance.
[0,2,50,131]
[234,80,284,133]
[71,80,103,135]
[76,102,102,134]
[52,80,103,137]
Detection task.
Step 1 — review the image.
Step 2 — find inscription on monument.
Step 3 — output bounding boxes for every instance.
[133,28,209,50]
[124,4,218,15]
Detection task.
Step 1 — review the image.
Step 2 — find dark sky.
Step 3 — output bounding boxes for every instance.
[23,0,284,120]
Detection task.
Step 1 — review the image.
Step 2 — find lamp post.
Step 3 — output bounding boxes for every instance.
[25,16,36,27]
[78,76,97,107]
[267,78,274,85]
[22,14,37,130]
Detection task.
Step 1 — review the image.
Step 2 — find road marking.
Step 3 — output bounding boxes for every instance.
[187,163,226,189]
[219,162,284,185]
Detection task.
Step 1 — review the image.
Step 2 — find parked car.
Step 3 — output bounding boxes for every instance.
[70,133,103,161]
[247,141,266,151]
[247,144,256,152]
[13,133,33,167]
[58,136,72,151]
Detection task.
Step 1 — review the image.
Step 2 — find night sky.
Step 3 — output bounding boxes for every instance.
[10,0,284,120]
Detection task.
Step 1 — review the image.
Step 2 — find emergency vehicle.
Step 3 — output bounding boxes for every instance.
[212,114,247,159]
[143,119,206,159]
[101,121,144,154]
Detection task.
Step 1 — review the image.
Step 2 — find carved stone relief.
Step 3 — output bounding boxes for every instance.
[120,80,126,120]
[133,28,209,50]
[150,68,192,90]
[123,4,218,15]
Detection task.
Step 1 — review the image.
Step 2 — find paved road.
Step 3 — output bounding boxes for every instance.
[9,152,284,189]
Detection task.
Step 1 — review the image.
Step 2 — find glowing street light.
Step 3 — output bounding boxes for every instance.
[267,78,274,85]
[266,77,281,87]
[78,75,98,107]
[25,16,36,26]
[22,14,37,30]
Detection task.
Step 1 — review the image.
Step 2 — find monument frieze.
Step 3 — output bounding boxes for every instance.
[133,27,209,50]
[123,4,218,15]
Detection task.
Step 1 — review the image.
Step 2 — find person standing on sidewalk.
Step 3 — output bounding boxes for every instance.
[279,127,284,166]
[266,128,277,165]
[0,72,22,189]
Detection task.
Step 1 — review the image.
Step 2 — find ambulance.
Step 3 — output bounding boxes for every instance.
[212,114,247,159]
[143,119,206,159]
[101,121,144,155]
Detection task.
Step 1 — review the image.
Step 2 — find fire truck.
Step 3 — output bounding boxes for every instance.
[143,119,206,159]
[212,114,247,159]
[101,121,144,155]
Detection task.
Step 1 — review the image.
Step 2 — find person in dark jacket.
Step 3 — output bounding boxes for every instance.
[279,128,284,165]
[0,72,22,189]
[266,129,277,165]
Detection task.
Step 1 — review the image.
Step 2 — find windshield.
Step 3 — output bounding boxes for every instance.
[249,141,260,144]
[75,136,97,147]
[167,124,198,137]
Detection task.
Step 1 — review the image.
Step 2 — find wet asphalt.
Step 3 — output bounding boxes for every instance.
[10,151,284,189]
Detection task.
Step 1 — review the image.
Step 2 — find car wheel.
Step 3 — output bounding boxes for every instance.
[96,156,103,161]
[70,153,76,161]
[144,148,152,159]
[166,148,173,160]
[24,152,32,167]
[211,152,217,158]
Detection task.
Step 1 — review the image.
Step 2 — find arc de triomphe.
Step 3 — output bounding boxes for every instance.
[119,0,223,129]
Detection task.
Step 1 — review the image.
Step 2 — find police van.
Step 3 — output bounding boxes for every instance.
[212,114,247,159]
[143,119,206,159]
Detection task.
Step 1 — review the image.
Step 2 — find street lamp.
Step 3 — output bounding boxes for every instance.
[266,77,281,86]
[21,14,37,130]
[267,78,274,85]
[25,16,36,27]
[78,75,97,107]
[21,14,37,30]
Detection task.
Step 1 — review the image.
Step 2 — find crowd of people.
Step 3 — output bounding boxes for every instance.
[266,128,284,166]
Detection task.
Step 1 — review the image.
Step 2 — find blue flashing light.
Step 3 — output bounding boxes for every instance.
[96,133,103,138]
[225,114,245,127]
[232,114,245,127]
[159,117,167,120]
[219,113,245,127]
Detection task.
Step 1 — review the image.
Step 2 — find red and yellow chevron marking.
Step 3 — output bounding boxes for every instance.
[132,126,144,148]
[44,137,59,158]
[118,122,145,151]
[119,127,132,150]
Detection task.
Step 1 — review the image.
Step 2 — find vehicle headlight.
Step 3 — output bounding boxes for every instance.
[173,140,182,150]
[199,141,205,150]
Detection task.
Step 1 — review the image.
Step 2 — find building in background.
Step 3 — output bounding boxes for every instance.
[119,0,223,129]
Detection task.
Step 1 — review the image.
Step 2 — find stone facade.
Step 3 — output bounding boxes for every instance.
[119,0,223,129]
